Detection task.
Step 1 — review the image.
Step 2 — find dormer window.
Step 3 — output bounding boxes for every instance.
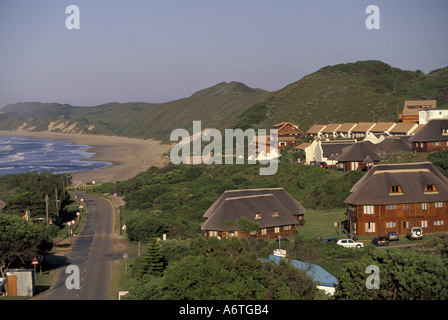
[389,185,402,194]
[273,210,279,217]
[425,184,438,193]
[255,212,262,219]
[443,128,448,136]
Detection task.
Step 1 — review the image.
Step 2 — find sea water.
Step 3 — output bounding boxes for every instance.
[0,136,112,176]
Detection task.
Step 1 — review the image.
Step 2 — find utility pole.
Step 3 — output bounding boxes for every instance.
[45,194,49,229]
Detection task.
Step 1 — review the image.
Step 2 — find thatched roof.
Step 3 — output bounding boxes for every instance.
[203,188,306,218]
[321,140,356,158]
[201,194,299,231]
[408,119,448,142]
[377,136,412,155]
[345,162,448,205]
[335,141,380,162]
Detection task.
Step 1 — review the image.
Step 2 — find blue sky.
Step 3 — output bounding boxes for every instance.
[0,0,447,108]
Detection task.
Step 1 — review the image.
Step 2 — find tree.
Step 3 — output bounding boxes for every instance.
[0,214,52,277]
[223,216,259,250]
[334,249,448,300]
[138,238,164,277]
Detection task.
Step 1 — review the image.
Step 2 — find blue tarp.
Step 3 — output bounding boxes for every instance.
[262,255,338,287]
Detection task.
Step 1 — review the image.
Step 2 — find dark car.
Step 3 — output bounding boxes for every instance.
[323,237,339,244]
[372,236,389,246]
[385,231,399,241]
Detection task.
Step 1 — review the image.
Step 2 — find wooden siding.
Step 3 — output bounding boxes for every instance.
[348,202,448,236]
[205,224,297,240]
[413,141,448,153]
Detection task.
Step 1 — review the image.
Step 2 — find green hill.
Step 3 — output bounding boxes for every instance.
[233,60,448,131]
[0,82,269,141]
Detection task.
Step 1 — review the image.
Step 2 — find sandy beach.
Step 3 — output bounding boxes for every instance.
[0,130,171,184]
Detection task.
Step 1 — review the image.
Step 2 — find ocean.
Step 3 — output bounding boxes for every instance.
[0,136,112,176]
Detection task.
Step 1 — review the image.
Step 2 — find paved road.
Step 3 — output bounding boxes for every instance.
[39,193,114,300]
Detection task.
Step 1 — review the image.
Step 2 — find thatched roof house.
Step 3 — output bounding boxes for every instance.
[202,188,305,240]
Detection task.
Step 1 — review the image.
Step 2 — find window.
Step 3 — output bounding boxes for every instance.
[434,219,444,226]
[389,185,402,194]
[365,222,376,233]
[274,227,280,233]
[433,142,441,146]
[425,184,438,192]
[261,228,267,235]
[284,225,291,231]
[273,210,279,217]
[421,202,428,210]
[386,221,396,228]
[210,231,218,237]
[363,205,374,215]
[255,212,262,219]
[421,220,428,228]
[435,202,444,208]
[403,203,410,211]
[403,221,409,229]
[443,128,448,135]
[386,204,396,210]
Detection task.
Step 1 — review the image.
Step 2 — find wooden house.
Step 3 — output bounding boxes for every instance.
[273,122,303,149]
[344,162,448,236]
[202,188,306,240]
[409,119,448,152]
[398,100,437,123]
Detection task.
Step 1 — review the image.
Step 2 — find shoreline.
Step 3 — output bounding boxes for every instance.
[0,130,172,184]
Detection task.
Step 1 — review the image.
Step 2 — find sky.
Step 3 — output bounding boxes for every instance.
[0,0,447,108]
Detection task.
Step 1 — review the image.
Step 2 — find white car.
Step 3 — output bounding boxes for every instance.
[337,239,364,248]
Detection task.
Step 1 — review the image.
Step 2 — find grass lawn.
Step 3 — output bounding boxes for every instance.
[298,209,348,240]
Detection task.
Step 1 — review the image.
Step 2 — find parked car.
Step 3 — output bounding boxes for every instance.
[337,239,364,248]
[323,237,339,243]
[406,227,423,240]
[385,231,399,241]
[372,236,389,246]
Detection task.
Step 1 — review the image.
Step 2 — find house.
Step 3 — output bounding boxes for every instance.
[273,122,303,149]
[376,136,412,156]
[419,108,448,125]
[319,140,357,166]
[335,141,380,171]
[389,122,419,136]
[409,119,448,152]
[344,162,448,236]
[398,100,437,123]
[335,123,357,138]
[295,142,314,164]
[320,124,342,139]
[202,188,306,240]
[350,122,376,138]
[306,124,326,139]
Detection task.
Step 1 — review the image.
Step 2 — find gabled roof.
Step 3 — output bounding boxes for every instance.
[346,162,448,205]
[369,122,396,133]
[203,188,306,218]
[273,122,303,133]
[306,124,326,134]
[321,124,341,133]
[201,194,299,231]
[351,122,375,132]
[337,123,357,133]
[409,119,448,142]
[389,122,418,134]
[335,141,380,162]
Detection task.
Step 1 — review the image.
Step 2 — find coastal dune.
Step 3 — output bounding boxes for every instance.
[0,131,171,184]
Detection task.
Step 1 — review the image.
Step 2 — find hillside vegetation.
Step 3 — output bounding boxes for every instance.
[234,60,448,131]
[0,82,268,142]
[2,60,447,140]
